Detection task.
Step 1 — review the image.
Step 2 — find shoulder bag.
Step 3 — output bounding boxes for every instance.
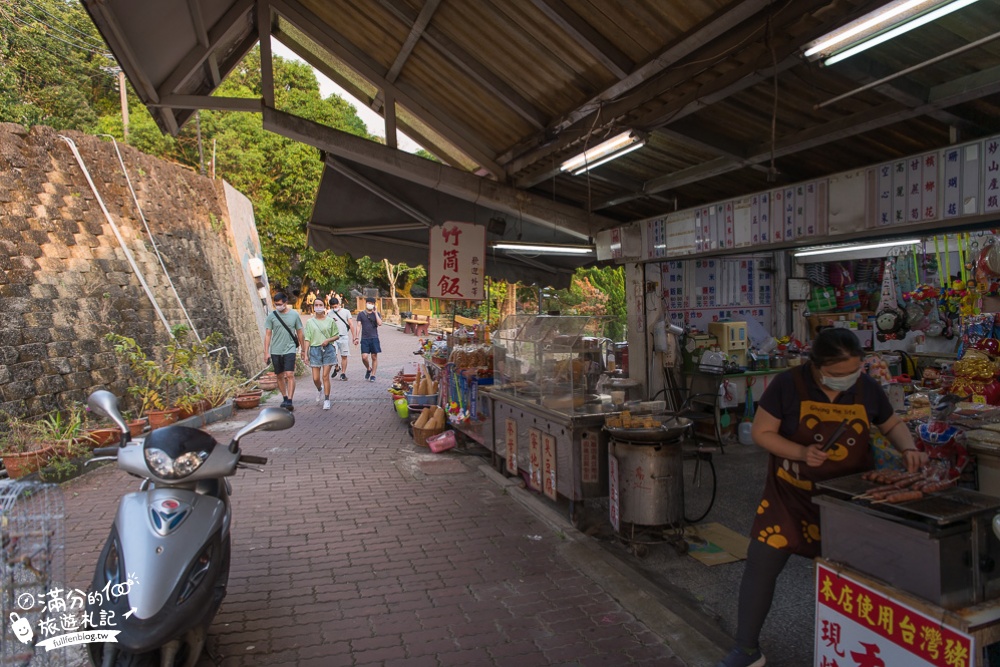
[272,310,299,348]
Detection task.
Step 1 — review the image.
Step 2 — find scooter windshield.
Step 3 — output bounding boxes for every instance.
[143,426,217,480]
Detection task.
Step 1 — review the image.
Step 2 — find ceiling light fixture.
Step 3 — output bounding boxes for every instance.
[802,0,980,66]
[491,242,595,255]
[559,131,645,174]
[793,239,922,258]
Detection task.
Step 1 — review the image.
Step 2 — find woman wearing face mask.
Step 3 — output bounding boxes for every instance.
[716,327,926,667]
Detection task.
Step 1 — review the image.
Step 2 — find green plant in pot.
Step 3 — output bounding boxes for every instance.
[33,405,87,457]
[81,403,124,448]
[106,333,182,429]
[0,416,56,479]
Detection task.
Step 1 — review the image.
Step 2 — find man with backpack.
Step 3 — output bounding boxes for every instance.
[263,292,305,411]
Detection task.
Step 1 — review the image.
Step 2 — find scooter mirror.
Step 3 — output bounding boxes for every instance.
[87,390,130,444]
[229,407,295,452]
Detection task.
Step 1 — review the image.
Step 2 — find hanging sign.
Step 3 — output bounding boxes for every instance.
[528,427,542,491]
[815,562,975,667]
[505,418,518,475]
[428,221,486,300]
[542,433,557,501]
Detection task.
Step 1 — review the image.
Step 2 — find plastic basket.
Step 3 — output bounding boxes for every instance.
[412,424,445,448]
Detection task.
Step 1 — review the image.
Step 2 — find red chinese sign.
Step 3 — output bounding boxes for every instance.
[542,433,557,501]
[815,562,974,667]
[505,418,518,475]
[428,221,486,300]
[528,428,542,491]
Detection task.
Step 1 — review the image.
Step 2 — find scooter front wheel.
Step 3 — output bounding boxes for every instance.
[87,643,157,667]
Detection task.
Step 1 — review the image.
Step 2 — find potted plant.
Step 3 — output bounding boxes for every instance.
[0,417,56,479]
[106,334,182,429]
[258,372,278,391]
[81,403,123,449]
[33,406,87,457]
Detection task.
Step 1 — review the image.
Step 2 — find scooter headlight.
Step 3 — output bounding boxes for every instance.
[145,447,209,479]
[142,426,218,479]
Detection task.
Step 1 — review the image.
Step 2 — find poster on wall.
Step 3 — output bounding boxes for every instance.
[428,221,486,300]
[661,256,773,335]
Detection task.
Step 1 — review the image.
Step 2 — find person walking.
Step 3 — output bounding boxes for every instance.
[303,299,340,410]
[328,297,353,381]
[263,292,305,411]
[715,328,925,667]
[356,296,382,382]
[304,289,316,315]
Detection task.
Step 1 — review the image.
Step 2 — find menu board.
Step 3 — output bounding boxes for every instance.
[661,256,773,334]
[634,136,1000,262]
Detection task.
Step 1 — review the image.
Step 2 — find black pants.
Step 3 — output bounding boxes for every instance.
[734,539,793,650]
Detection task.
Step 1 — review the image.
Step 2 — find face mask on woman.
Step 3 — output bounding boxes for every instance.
[820,369,861,392]
[314,305,325,315]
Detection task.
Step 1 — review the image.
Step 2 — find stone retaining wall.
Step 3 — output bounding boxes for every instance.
[0,123,267,417]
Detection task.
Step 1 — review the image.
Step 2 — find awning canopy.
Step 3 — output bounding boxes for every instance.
[308,154,594,289]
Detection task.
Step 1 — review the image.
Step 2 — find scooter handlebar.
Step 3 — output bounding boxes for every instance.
[92,446,120,457]
[238,454,268,465]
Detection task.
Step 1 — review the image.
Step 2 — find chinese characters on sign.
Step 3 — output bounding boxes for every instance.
[542,433,557,501]
[528,428,542,491]
[505,418,518,475]
[428,221,486,300]
[815,562,974,667]
[7,576,141,651]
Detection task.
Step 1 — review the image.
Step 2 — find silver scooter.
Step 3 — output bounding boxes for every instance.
[83,390,293,667]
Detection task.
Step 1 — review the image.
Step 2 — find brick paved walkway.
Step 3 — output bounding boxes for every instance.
[60,324,689,666]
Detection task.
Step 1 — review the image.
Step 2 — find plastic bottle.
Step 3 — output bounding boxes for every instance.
[739,421,754,445]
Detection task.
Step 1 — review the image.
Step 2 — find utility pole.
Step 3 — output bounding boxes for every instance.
[118,70,129,141]
[196,111,205,175]
[211,138,216,180]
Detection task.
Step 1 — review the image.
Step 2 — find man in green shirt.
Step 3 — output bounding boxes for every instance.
[263,292,305,411]
[303,299,340,410]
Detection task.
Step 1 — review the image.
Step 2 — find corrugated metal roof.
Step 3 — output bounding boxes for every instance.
[82,0,1000,233]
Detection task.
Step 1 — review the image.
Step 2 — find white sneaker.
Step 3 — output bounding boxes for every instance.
[323,399,331,410]
[316,391,323,402]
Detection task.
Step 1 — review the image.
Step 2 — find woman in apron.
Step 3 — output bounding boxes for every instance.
[716,328,926,667]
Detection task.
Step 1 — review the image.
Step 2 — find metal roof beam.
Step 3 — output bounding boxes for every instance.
[375,0,547,130]
[258,1,275,108]
[530,0,632,79]
[595,63,1000,209]
[271,0,505,177]
[185,0,221,86]
[498,0,774,168]
[149,95,262,112]
[832,57,979,133]
[371,0,441,114]
[272,31,468,167]
[262,107,610,239]
[155,0,254,99]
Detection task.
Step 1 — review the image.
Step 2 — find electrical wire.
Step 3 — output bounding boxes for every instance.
[18,0,107,48]
[7,3,107,53]
[5,12,112,58]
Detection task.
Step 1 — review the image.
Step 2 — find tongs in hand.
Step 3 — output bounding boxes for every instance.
[821,419,849,452]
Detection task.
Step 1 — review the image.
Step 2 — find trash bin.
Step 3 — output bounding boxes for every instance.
[611,439,684,527]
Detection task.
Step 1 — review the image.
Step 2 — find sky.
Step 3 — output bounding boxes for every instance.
[270,39,422,154]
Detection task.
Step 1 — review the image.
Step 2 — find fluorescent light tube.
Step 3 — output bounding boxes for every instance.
[570,141,646,175]
[804,0,936,57]
[821,0,980,66]
[793,239,921,257]
[560,131,640,173]
[492,242,594,255]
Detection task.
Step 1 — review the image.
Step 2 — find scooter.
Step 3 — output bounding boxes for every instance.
[83,390,293,667]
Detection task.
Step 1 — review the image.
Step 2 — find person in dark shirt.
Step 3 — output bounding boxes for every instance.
[715,328,925,667]
[356,296,382,382]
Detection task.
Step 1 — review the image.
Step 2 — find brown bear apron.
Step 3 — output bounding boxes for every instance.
[750,364,873,558]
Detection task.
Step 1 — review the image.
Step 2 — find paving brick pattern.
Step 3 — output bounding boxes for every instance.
[60,326,685,666]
